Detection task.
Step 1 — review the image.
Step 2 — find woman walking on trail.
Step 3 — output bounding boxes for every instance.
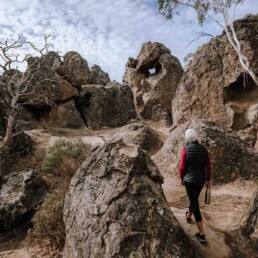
[179,129,211,243]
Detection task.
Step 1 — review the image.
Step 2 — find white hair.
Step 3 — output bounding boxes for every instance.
[185,129,197,141]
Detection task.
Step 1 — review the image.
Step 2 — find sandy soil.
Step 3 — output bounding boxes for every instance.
[0,248,30,258]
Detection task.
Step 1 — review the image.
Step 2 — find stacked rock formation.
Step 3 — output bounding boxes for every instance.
[123,41,184,124]
[0,50,137,131]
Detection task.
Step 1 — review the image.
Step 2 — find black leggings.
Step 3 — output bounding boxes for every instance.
[184,181,205,223]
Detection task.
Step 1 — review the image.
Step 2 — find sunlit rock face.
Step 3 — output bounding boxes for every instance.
[63,140,197,258]
[123,41,183,124]
[172,15,258,148]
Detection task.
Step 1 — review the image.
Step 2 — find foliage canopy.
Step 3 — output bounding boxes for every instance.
[158,0,244,25]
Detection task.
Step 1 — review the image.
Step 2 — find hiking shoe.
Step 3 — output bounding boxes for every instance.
[186,211,192,223]
[195,233,207,243]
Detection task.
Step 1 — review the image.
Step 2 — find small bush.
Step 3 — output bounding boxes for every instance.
[27,139,91,255]
[42,139,90,176]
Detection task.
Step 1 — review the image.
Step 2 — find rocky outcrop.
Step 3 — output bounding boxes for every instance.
[172,15,258,147]
[90,64,111,85]
[48,100,85,129]
[110,123,164,155]
[63,140,197,258]
[22,52,79,108]
[75,81,137,130]
[225,190,258,257]
[63,51,91,85]
[7,50,113,130]
[123,41,183,123]
[153,119,257,183]
[0,170,47,231]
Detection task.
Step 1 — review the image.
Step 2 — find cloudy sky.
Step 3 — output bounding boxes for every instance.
[0,0,257,81]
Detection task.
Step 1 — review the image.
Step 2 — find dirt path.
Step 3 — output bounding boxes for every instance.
[163,176,257,258]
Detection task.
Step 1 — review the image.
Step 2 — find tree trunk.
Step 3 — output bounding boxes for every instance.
[0,110,16,151]
[223,11,258,86]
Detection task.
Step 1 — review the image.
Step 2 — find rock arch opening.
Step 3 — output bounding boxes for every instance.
[147,62,162,77]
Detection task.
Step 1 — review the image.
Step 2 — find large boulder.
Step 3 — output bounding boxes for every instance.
[123,41,183,122]
[63,51,91,85]
[0,170,47,231]
[75,81,137,130]
[153,119,257,183]
[172,15,258,147]
[48,100,85,129]
[89,64,111,85]
[225,191,258,257]
[110,122,164,155]
[63,140,197,258]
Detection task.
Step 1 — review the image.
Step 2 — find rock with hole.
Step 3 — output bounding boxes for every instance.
[123,41,183,122]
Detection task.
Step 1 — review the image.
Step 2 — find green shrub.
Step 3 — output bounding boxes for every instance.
[42,139,91,176]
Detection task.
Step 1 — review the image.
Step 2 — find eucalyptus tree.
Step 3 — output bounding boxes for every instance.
[158,0,258,86]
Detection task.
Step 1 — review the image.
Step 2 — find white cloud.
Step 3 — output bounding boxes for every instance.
[0,0,257,81]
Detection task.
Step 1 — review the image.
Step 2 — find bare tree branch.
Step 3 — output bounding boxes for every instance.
[0,34,60,151]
